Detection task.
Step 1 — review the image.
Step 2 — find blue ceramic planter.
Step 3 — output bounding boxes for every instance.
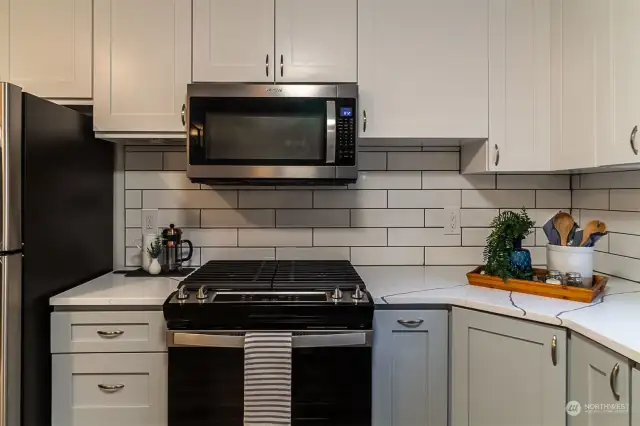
[510,239,532,273]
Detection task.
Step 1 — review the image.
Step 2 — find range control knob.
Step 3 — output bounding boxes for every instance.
[331,287,343,300]
[196,285,208,300]
[176,286,189,300]
[352,285,364,300]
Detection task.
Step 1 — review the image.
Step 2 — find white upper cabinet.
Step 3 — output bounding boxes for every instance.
[358,0,489,139]
[275,0,357,83]
[598,0,640,166]
[94,0,191,134]
[488,0,552,172]
[192,0,275,83]
[551,0,611,170]
[0,0,92,100]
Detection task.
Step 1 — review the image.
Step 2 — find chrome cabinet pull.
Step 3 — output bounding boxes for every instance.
[397,319,424,328]
[363,110,367,133]
[265,54,269,77]
[181,104,186,126]
[98,384,124,392]
[280,54,284,77]
[97,330,124,338]
[494,144,500,167]
[551,335,557,366]
[631,125,638,155]
[610,363,621,401]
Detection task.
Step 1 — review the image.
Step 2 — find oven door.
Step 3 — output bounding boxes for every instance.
[167,330,372,426]
[186,84,357,183]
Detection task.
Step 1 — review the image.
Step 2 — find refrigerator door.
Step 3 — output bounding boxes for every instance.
[0,83,23,253]
[0,253,22,426]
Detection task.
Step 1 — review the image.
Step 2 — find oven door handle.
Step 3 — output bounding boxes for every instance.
[168,331,372,348]
[325,100,336,164]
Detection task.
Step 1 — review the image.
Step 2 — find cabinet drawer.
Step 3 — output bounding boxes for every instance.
[52,353,167,426]
[51,311,166,353]
[384,310,443,332]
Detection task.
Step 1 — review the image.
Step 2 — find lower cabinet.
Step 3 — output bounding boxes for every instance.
[569,333,630,426]
[633,368,640,426]
[52,352,167,426]
[451,307,567,426]
[372,309,448,426]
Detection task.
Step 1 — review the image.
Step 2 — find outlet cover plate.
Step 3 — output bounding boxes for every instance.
[444,208,460,235]
[141,209,158,234]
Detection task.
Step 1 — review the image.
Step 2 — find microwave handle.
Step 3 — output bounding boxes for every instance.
[326,100,336,164]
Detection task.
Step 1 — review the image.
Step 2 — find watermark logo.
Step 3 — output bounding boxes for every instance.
[566,401,582,416]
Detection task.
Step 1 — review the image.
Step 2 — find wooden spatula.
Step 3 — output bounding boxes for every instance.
[580,220,607,247]
[553,212,576,246]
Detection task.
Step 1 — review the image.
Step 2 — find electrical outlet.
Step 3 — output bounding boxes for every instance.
[444,208,460,235]
[141,209,158,234]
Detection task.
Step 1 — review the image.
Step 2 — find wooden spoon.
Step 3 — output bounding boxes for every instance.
[580,220,607,247]
[553,212,576,246]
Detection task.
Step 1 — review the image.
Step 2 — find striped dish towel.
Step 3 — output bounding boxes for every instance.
[244,332,292,426]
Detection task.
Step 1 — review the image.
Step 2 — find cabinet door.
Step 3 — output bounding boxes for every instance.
[569,333,630,426]
[94,0,191,133]
[373,310,448,426]
[0,0,92,99]
[193,0,275,82]
[551,0,611,170]
[358,0,488,139]
[489,0,551,172]
[633,368,640,426]
[598,0,640,166]
[52,353,167,426]
[275,0,357,83]
[452,307,566,426]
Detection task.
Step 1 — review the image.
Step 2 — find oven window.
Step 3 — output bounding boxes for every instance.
[190,98,328,165]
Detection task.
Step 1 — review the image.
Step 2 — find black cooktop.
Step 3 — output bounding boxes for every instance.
[180,260,365,291]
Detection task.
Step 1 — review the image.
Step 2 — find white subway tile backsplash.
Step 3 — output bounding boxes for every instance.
[388,190,460,208]
[388,228,460,247]
[387,152,458,171]
[497,175,570,189]
[425,247,484,265]
[348,171,421,189]
[580,171,640,189]
[314,190,387,208]
[163,151,187,171]
[143,190,237,209]
[594,252,640,282]
[313,228,387,247]
[239,229,311,247]
[462,190,535,208]
[201,247,275,262]
[125,209,141,227]
[125,190,142,208]
[201,209,275,228]
[182,229,238,247]
[125,152,162,170]
[358,152,387,170]
[126,171,199,190]
[125,228,142,247]
[580,209,640,235]
[351,247,424,265]
[501,208,562,227]
[240,190,312,208]
[424,209,445,227]
[572,190,609,210]
[610,190,640,211]
[422,172,494,189]
[276,209,350,228]
[158,209,201,228]
[351,209,424,228]
[536,190,571,208]
[460,209,499,227]
[462,228,534,247]
[276,247,350,261]
[608,233,640,259]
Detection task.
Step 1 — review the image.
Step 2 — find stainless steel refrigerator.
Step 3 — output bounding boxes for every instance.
[0,83,114,426]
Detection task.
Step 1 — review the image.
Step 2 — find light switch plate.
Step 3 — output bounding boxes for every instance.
[444,208,460,235]
[141,209,158,234]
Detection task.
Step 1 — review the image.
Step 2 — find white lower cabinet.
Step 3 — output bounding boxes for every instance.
[372,309,448,426]
[633,368,640,426]
[569,333,630,426]
[451,307,566,426]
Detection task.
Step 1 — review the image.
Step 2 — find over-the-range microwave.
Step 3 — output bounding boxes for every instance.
[185,83,358,185]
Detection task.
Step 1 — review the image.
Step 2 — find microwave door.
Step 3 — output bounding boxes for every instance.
[325,100,336,164]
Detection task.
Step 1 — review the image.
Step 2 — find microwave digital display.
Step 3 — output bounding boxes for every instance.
[340,107,353,117]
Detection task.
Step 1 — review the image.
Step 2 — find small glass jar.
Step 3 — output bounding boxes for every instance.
[546,270,563,284]
[565,272,584,287]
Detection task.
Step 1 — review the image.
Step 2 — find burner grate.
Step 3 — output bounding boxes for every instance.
[273,260,364,290]
[181,260,276,290]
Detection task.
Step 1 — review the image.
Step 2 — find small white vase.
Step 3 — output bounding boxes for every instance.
[148,258,161,275]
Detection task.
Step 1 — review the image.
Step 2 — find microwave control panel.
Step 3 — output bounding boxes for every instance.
[336,101,356,165]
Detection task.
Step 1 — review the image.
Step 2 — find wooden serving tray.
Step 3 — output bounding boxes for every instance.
[467,267,608,303]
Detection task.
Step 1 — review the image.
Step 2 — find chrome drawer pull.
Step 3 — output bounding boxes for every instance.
[551,335,557,366]
[397,319,424,328]
[610,363,620,401]
[98,384,124,392]
[97,330,124,338]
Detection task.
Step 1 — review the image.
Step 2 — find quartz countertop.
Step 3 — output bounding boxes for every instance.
[50,266,640,364]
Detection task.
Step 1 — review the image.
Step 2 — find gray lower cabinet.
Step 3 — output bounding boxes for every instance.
[372,310,448,426]
[633,368,640,426]
[451,307,567,426]
[569,333,630,426]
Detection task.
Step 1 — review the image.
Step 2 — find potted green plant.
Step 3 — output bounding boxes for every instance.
[483,209,535,281]
[146,235,163,275]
